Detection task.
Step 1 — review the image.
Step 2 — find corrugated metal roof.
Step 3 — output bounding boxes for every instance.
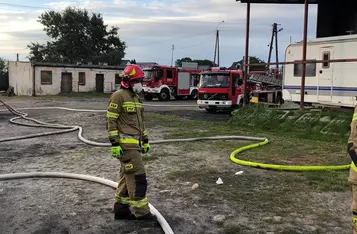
[237,0,318,3]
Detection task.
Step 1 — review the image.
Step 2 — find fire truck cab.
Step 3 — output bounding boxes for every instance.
[197,68,246,112]
[142,65,201,101]
[197,67,282,112]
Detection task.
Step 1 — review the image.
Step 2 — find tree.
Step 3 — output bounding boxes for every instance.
[175,57,217,67]
[175,57,192,67]
[237,56,266,71]
[0,58,9,91]
[27,6,126,65]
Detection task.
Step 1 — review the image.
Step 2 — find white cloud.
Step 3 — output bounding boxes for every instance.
[0,0,318,66]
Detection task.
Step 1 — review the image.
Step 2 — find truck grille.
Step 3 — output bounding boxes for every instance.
[199,93,228,100]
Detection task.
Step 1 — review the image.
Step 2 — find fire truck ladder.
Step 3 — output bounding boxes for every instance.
[248,74,282,86]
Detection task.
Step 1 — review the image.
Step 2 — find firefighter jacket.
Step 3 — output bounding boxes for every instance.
[106,88,148,151]
[348,105,357,173]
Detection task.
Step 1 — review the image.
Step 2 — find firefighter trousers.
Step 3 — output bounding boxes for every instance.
[349,163,357,234]
[114,149,150,218]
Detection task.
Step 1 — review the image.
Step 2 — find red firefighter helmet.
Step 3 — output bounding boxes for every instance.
[120,64,145,88]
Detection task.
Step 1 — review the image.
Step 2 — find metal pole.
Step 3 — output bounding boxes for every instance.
[243,1,250,106]
[275,24,279,71]
[171,44,174,67]
[214,20,224,66]
[300,0,309,109]
[267,23,275,65]
[218,30,220,66]
[213,30,218,65]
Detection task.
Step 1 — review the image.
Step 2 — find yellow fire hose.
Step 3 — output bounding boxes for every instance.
[229,138,351,171]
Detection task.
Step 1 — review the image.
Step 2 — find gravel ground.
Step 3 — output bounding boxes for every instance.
[0,97,230,234]
[0,96,352,234]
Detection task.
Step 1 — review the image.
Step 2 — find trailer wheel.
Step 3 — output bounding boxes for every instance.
[158,88,170,101]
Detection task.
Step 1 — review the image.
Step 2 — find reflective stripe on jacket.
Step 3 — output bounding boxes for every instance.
[348,105,357,171]
[106,88,148,150]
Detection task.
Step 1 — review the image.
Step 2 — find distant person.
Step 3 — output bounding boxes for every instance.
[347,105,357,233]
[106,64,156,222]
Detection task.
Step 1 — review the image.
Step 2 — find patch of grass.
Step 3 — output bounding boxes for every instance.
[230,104,352,143]
[303,171,349,191]
[167,166,311,212]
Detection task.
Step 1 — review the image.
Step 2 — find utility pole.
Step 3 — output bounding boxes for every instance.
[16,53,19,61]
[217,30,220,66]
[213,20,224,66]
[267,23,283,73]
[171,44,174,67]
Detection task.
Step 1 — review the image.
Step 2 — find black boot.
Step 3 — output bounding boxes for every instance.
[113,203,136,220]
[136,213,158,222]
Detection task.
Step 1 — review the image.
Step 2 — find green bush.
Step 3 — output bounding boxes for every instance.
[230,104,352,142]
[0,58,9,91]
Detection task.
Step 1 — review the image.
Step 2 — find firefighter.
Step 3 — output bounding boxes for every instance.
[106,64,156,222]
[348,104,357,234]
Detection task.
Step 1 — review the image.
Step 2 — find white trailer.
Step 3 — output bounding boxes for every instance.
[282,34,357,108]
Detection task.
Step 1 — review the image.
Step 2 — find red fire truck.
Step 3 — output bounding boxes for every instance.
[197,67,282,112]
[142,65,202,101]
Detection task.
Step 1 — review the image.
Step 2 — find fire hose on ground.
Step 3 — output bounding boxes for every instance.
[0,100,352,234]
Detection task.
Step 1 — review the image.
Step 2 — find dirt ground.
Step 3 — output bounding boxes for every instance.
[0,96,352,234]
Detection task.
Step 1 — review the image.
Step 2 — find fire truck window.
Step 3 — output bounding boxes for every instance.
[194,75,199,86]
[166,70,173,78]
[156,70,163,80]
[232,75,242,86]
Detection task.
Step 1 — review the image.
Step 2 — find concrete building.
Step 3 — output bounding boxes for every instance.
[9,61,126,96]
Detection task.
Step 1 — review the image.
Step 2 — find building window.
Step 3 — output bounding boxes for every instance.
[293,60,316,77]
[322,52,330,68]
[41,71,52,85]
[115,74,121,84]
[78,72,86,86]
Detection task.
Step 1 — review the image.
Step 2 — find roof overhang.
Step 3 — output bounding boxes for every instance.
[237,0,318,4]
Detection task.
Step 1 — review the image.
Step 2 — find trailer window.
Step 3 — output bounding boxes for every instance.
[322,52,330,68]
[293,60,316,77]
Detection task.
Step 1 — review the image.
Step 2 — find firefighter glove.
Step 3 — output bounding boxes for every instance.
[142,143,150,154]
[111,146,123,159]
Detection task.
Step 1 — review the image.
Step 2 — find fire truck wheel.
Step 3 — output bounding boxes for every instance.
[205,107,216,113]
[144,94,153,101]
[158,88,170,101]
[189,90,198,100]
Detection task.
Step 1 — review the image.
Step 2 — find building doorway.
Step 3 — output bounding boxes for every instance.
[61,72,73,93]
[96,74,104,93]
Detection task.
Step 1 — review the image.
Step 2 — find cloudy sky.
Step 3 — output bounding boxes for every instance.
[0,0,318,67]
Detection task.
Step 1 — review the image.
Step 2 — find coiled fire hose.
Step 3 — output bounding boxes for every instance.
[0,100,351,234]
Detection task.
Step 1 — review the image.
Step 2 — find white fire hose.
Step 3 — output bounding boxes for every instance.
[0,100,266,234]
